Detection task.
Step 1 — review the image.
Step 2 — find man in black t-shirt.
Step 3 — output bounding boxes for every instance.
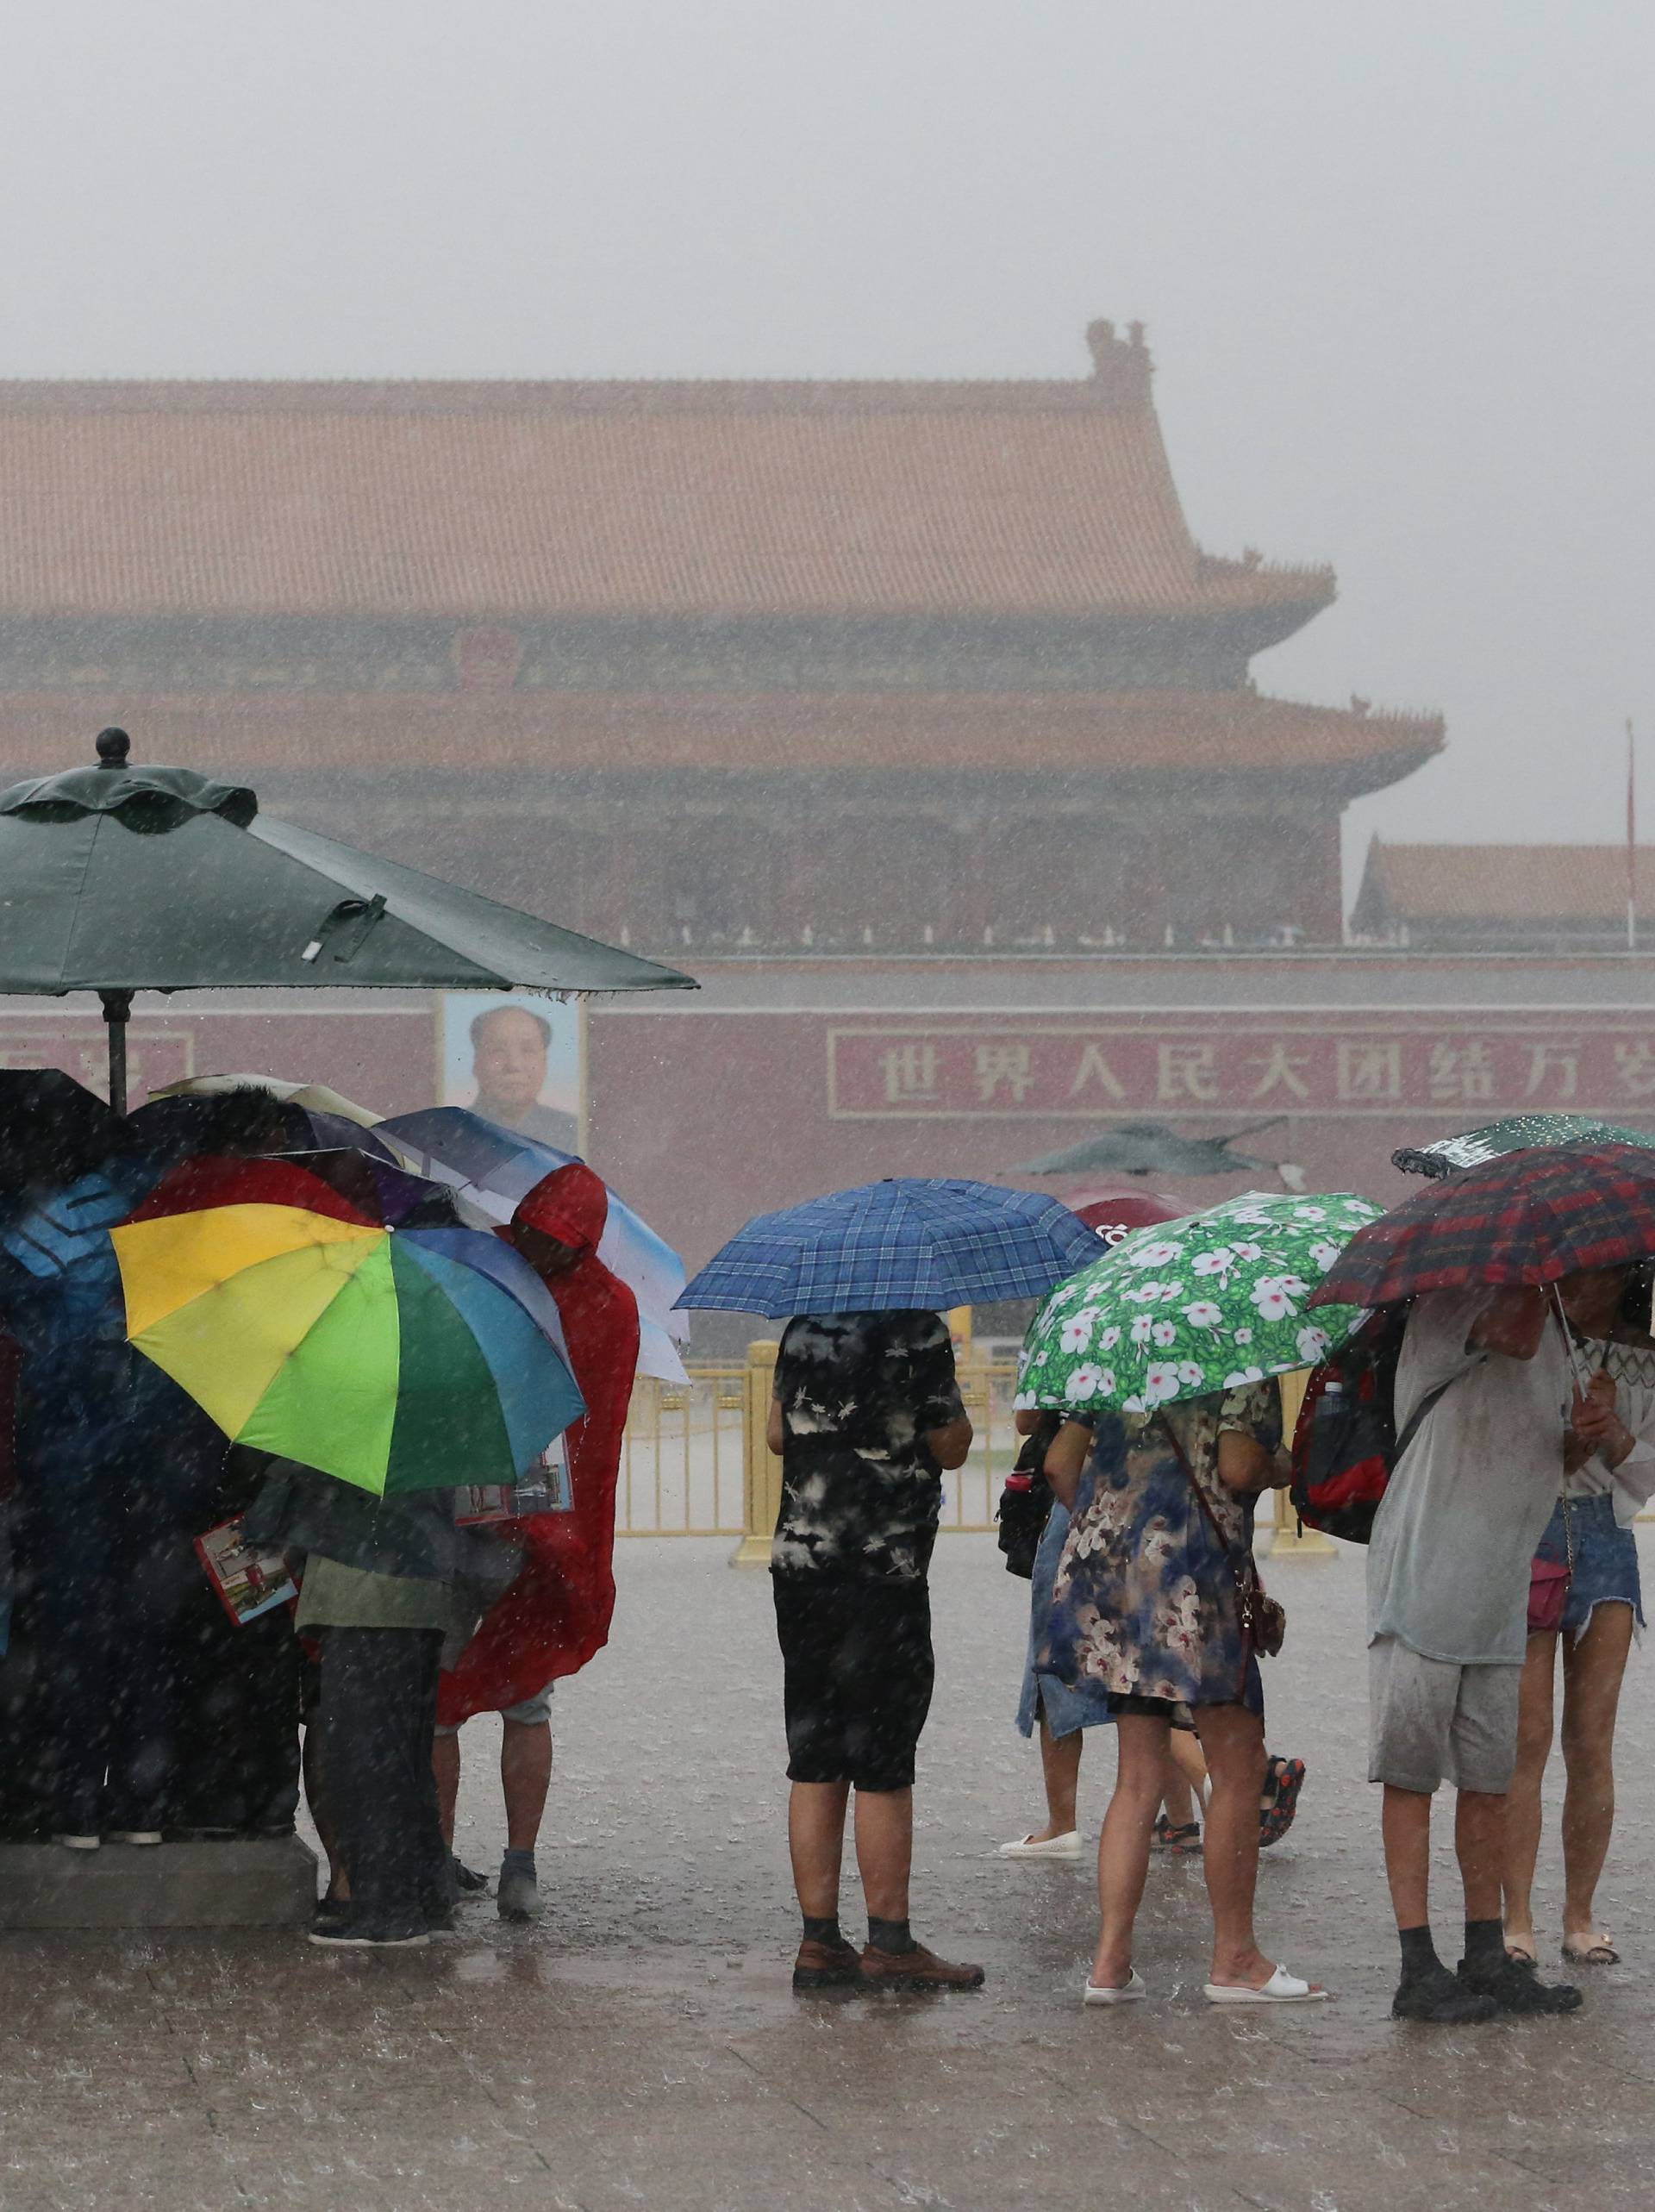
[767,1309,985,1994]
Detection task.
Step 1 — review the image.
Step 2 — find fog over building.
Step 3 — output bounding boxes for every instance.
[0,322,1437,955]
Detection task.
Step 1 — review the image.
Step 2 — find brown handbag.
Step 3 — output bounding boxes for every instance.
[1160,1413,1287,1660]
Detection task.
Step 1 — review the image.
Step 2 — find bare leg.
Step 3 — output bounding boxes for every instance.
[1159,1759,1197,1829]
[1456,1790,1508,1926]
[501,1718,553,1853]
[1031,1718,1083,1840]
[1193,1703,1273,1988]
[1382,1784,1433,1930]
[1558,1601,1634,1946]
[788,1779,852,1919]
[1091,1713,1168,1988]
[1167,1728,1209,1805]
[1501,1631,1557,1956]
[432,1731,461,1849]
[852,1786,914,1921]
[303,1722,348,1902]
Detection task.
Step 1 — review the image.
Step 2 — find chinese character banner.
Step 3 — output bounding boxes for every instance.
[827,1022,1655,1121]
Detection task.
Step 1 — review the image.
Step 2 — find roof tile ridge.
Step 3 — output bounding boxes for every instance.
[0,371,1158,417]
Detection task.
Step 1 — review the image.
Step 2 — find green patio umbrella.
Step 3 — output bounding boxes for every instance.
[0,728,694,1109]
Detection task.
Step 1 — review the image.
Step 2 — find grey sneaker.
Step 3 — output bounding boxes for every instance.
[497,1863,542,1922]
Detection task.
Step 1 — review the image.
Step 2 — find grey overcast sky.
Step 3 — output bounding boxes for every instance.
[2,2,1649,873]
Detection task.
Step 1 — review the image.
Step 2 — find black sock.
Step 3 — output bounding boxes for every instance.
[867,1916,917,1956]
[802,1914,845,1948]
[1464,1918,1507,1971]
[501,1847,536,1879]
[1398,1925,1442,1983]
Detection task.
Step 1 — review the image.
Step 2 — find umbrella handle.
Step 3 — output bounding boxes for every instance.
[1549,1284,1593,1397]
[100,989,133,1116]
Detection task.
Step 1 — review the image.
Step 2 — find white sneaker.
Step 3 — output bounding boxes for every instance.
[109,1831,164,1846]
[998,1830,1083,1860]
[53,1834,101,1851]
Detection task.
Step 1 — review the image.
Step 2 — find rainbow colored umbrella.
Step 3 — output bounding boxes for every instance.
[110,1153,584,1496]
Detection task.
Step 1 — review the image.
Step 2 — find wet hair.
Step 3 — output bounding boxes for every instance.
[130,1085,292,1172]
[471,1003,551,1053]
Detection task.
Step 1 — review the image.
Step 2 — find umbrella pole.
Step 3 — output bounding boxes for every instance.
[100,989,133,1115]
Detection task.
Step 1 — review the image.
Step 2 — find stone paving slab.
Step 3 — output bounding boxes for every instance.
[5,1533,1655,2209]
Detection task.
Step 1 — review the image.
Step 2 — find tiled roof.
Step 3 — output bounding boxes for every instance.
[1355,840,1655,926]
[0,690,1441,785]
[0,337,1333,621]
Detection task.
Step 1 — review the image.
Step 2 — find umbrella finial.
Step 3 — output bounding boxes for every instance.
[95,727,131,771]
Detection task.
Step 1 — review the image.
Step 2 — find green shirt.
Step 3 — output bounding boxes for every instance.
[294,1558,455,1632]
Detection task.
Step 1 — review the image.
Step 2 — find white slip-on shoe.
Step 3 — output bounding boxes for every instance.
[1084,1968,1147,2005]
[1203,1965,1327,2004]
[998,1830,1083,1861]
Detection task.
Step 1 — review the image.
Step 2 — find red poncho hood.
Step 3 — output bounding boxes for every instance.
[513,1160,608,1258]
[437,1163,640,1723]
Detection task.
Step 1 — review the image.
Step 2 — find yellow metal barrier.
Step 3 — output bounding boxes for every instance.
[619,1353,1340,1559]
[617,1348,1023,1549]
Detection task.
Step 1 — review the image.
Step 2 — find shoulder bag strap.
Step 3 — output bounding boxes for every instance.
[1158,1410,1252,1580]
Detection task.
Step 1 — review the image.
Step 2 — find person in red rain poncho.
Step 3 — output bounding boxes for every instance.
[433,1163,640,1921]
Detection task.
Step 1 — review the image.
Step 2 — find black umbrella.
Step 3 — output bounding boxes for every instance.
[125,1090,407,1173]
[0,1067,131,1190]
[0,728,695,1109]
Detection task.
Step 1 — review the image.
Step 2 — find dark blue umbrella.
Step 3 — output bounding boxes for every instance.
[676,1178,1101,1318]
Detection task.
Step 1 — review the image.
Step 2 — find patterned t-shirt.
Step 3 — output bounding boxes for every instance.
[771,1310,966,1582]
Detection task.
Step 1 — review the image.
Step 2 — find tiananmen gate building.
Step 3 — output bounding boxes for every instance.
[0,319,1647,1288]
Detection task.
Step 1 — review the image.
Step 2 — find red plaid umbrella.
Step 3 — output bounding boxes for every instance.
[1308,1141,1655,1309]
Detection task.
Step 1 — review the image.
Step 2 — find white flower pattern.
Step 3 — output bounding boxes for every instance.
[1021,1190,1380,1415]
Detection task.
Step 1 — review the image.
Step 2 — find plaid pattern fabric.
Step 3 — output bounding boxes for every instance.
[676,1178,1101,1317]
[1311,1141,1655,1309]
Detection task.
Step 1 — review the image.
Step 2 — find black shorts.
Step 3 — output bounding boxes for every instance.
[772,1569,934,1793]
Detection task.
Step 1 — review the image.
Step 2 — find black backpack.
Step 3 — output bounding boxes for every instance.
[1289,1305,1452,1543]
[996,1413,1061,1578]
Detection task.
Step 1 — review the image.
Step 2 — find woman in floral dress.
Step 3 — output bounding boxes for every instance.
[1040,1380,1326,2005]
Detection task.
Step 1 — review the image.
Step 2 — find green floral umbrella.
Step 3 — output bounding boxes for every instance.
[1016,1190,1383,1416]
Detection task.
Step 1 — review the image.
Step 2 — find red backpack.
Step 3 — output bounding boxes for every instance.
[1289,1305,1452,1543]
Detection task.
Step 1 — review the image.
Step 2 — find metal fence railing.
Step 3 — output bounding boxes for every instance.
[616,1358,1023,1538]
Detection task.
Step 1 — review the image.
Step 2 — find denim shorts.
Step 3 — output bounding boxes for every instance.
[1535,1492,1644,1640]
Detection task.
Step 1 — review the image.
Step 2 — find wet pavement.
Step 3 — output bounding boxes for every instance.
[6,1531,1655,2210]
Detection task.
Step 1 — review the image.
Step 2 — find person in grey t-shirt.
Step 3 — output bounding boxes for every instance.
[1369,1284,1589,2024]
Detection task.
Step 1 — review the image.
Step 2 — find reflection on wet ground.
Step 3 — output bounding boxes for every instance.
[6,1534,1655,2208]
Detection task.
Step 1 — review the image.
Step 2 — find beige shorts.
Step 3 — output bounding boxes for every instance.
[433,1681,555,1740]
[1367,1636,1521,1796]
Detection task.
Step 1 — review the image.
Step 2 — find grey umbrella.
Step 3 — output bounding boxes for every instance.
[1018,1117,1287,1178]
[0,728,694,1109]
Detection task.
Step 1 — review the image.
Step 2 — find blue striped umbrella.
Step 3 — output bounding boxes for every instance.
[676,1178,1102,1318]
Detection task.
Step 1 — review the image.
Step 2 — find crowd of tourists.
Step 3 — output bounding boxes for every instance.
[0,1079,636,1946]
[760,1196,1655,2023]
[0,1072,1650,2032]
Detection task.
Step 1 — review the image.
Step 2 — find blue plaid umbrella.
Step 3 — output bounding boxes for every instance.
[676,1178,1102,1318]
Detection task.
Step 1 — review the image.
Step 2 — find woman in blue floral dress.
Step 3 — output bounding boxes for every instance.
[1040,1380,1326,2006]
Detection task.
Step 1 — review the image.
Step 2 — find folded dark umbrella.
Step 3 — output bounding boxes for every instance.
[1310,1141,1655,1309]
